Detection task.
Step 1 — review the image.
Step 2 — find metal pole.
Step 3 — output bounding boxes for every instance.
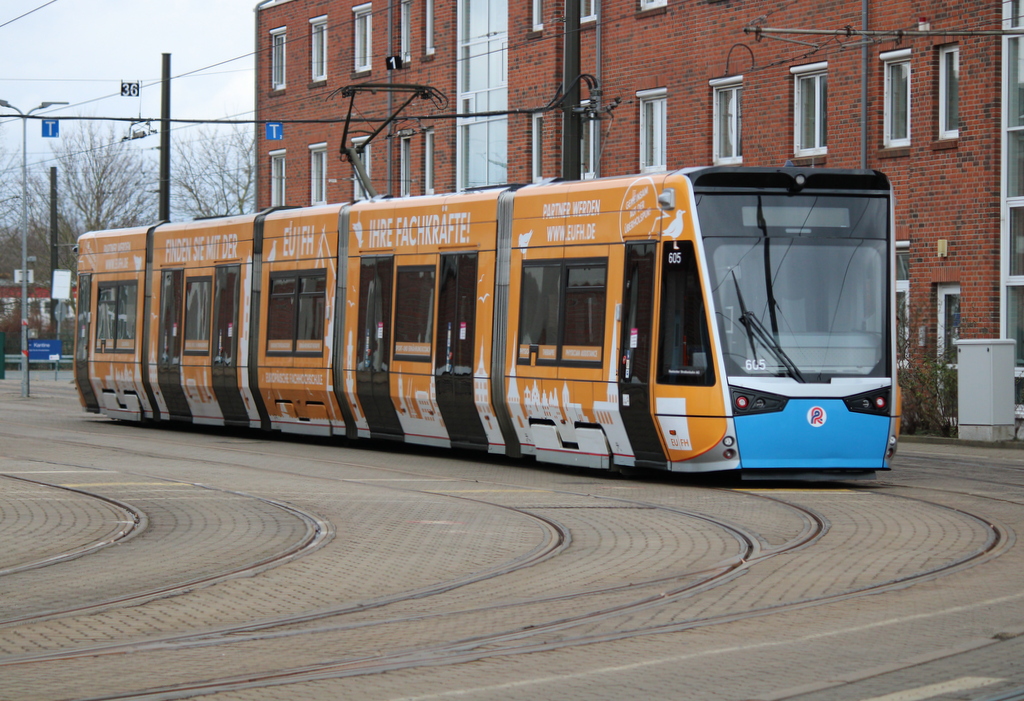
[20,110,29,397]
[159,53,171,221]
[50,166,58,334]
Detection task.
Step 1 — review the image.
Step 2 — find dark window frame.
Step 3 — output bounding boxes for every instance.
[266,268,328,356]
[393,265,436,362]
[94,280,139,353]
[657,241,715,386]
[183,275,213,356]
[517,257,608,368]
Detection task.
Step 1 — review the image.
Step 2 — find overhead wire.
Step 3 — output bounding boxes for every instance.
[0,0,60,31]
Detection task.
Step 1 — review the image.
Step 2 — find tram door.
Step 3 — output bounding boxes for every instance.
[618,243,666,466]
[211,265,249,426]
[434,253,488,449]
[356,256,404,439]
[75,274,99,412]
[157,270,192,421]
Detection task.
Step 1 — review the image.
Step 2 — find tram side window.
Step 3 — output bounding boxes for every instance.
[562,264,606,363]
[95,281,138,352]
[518,259,607,366]
[658,242,714,385]
[184,277,211,354]
[518,263,562,363]
[394,266,435,361]
[267,270,327,354]
[296,274,327,352]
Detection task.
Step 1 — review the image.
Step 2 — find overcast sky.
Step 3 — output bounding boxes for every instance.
[0,0,258,166]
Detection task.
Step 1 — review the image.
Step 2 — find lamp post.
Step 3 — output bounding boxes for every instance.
[0,99,68,398]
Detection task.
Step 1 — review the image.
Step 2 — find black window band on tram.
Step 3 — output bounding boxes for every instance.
[657,241,714,386]
[95,281,138,353]
[266,269,328,356]
[517,258,608,367]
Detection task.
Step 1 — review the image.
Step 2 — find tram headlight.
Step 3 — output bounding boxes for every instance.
[723,436,735,447]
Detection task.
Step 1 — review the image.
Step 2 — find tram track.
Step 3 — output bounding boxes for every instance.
[0,475,145,577]
[0,424,821,668]
[38,489,1009,701]
[0,419,1015,700]
[0,475,334,629]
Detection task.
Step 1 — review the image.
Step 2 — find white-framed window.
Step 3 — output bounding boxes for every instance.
[352,136,371,200]
[424,128,435,195]
[425,0,436,54]
[400,0,412,63]
[532,0,543,30]
[353,3,373,73]
[270,150,286,206]
[882,49,911,148]
[711,75,742,165]
[640,0,666,10]
[270,27,287,90]
[937,283,961,360]
[1006,208,1024,367]
[531,113,544,182]
[581,0,595,23]
[400,134,412,197]
[457,0,508,190]
[939,45,959,139]
[896,241,910,352]
[310,16,327,82]
[792,62,828,156]
[580,100,597,179]
[1004,4,1024,370]
[638,88,667,173]
[309,143,327,205]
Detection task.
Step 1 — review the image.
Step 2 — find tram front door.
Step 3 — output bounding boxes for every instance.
[356,256,404,439]
[211,265,249,426]
[618,242,666,467]
[434,253,488,449]
[75,274,99,412]
[156,270,192,421]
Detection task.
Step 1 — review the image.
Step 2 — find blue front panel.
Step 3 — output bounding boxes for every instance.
[734,399,888,469]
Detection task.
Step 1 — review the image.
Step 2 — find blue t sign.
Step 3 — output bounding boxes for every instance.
[41,120,59,138]
[265,122,284,140]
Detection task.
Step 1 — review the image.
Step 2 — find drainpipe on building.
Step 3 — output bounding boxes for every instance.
[860,0,868,169]
[254,0,274,210]
[594,0,602,178]
[387,0,394,197]
[562,0,582,181]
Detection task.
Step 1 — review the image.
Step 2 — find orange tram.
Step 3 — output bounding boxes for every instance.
[74,167,899,480]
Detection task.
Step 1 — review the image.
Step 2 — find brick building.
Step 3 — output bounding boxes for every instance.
[254,0,1024,380]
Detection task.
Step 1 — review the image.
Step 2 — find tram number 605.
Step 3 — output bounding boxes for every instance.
[745,358,767,372]
[667,250,682,265]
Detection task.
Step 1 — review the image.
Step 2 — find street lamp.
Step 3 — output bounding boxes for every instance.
[0,99,68,398]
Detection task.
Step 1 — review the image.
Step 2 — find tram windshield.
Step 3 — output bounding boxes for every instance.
[697,193,890,382]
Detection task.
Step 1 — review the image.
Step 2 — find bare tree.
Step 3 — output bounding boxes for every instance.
[0,130,25,280]
[12,121,159,279]
[47,121,158,235]
[172,124,255,219]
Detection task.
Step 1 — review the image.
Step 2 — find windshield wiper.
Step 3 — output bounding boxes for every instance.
[739,311,806,383]
[731,271,806,383]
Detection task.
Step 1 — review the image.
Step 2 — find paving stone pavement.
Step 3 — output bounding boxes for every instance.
[1,377,1023,701]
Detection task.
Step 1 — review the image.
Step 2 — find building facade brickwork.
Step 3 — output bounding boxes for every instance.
[255,0,1022,374]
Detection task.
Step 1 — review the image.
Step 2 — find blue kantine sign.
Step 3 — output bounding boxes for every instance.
[28,339,62,362]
